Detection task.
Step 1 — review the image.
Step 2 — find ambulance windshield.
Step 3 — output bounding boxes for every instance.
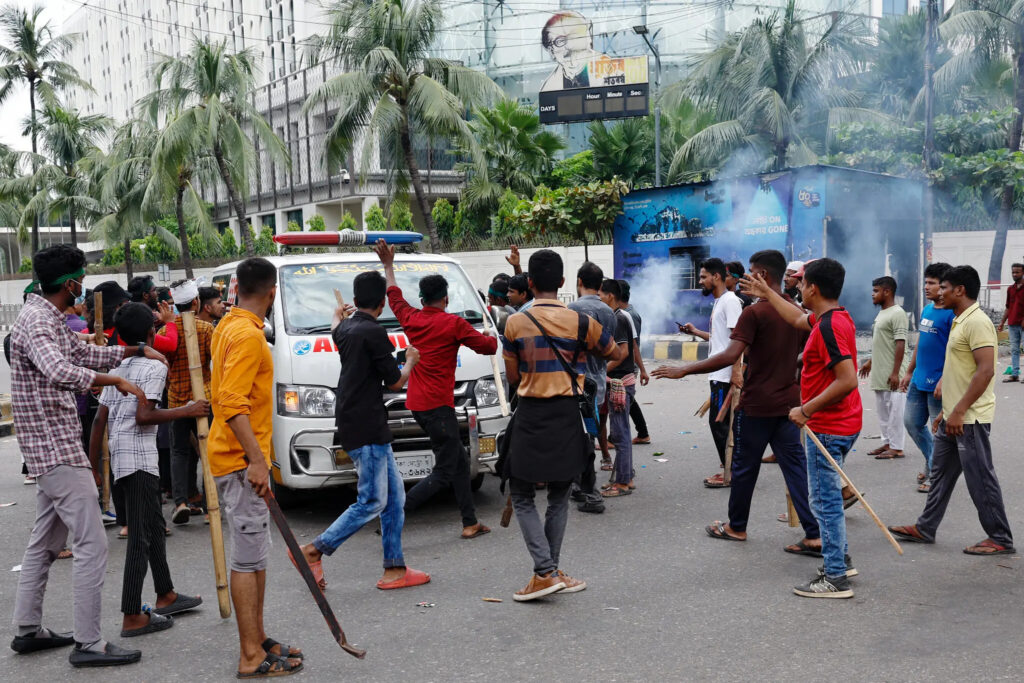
[280,260,485,333]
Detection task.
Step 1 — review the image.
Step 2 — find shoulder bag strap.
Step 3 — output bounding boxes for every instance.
[521,310,583,398]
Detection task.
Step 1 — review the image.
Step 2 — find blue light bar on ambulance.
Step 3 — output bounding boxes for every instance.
[272,228,424,247]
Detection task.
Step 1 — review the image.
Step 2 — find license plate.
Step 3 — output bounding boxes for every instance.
[397,455,433,479]
[478,436,496,454]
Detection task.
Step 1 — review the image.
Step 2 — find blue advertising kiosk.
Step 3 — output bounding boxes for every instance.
[613,165,924,334]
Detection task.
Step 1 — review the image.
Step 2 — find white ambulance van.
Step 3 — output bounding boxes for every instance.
[212,251,508,505]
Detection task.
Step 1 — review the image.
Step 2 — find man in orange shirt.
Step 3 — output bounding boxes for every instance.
[209,258,303,678]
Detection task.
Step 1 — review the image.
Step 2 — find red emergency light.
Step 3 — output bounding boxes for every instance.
[273,228,424,246]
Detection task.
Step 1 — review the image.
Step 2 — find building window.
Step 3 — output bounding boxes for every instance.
[260,214,276,232]
[883,0,907,15]
[286,209,302,227]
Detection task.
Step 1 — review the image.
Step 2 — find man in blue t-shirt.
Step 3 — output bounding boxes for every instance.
[899,263,955,493]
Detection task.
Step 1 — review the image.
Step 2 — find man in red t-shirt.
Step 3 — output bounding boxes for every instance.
[743,258,861,599]
[375,241,498,539]
[997,263,1024,381]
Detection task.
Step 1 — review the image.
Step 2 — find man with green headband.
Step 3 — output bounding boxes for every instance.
[10,245,167,668]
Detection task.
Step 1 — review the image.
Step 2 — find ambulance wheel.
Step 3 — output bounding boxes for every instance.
[471,473,485,492]
[270,477,303,509]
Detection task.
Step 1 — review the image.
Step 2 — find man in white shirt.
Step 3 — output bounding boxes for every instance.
[679,258,743,488]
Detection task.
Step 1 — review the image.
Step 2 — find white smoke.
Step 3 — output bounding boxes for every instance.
[626,257,679,342]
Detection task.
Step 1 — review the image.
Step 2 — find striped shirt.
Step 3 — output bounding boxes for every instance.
[100,357,167,481]
[502,300,616,398]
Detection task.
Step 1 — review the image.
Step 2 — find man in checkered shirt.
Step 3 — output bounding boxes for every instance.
[9,245,166,669]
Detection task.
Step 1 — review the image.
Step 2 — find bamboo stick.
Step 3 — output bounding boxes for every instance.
[181,311,232,617]
[482,306,509,418]
[94,292,111,513]
[803,427,903,555]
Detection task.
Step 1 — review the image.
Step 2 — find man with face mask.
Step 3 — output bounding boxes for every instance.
[678,258,743,488]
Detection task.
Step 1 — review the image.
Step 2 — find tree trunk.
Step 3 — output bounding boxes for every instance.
[400,114,441,253]
[29,80,39,255]
[987,45,1024,285]
[124,237,133,280]
[176,181,194,278]
[214,143,255,257]
[69,208,77,247]
[584,235,589,262]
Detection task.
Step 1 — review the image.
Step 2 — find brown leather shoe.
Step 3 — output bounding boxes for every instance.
[555,570,587,593]
[762,453,777,464]
[513,573,566,602]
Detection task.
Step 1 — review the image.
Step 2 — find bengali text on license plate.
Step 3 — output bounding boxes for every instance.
[398,456,433,479]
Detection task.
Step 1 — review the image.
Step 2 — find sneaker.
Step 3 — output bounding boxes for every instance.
[23,476,35,485]
[101,510,117,526]
[554,570,587,593]
[171,503,190,525]
[816,554,858,579]
[793,573,854,599]
[513,573,566,602]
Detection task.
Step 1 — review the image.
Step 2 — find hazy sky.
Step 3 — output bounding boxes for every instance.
[0,1,81,151]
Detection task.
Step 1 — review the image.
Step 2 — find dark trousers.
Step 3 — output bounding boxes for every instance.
[916,422,1013,546]
[170,417,201,507]
[111,470,126,527]
[630,398,648,439]
[708,381,731,465]
[510,477,571,576]
[728,412,819,538]
[406,406,478,527]
[119,471,173,614]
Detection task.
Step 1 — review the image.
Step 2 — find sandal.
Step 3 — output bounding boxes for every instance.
[120,609,174,638]
[887,524,933,543]
[287,549,326,592]
[262,638,304,660]
[461,524,491,539]
[964,539,1016,556]
[601,485,632,498]
[917,472,927,483]
[153,593,203,616]
[600,459,613,471]
[631,436,651,445]
[917,481,931,493]
[377,567,431,590]
[843,491,861,510]
[783,539,823,557]
[237,653,303,679]
[874,450,904,460]
[703,473,730,489]
[57,548,73,560]
[866,443,890,456]
[705,521,744,541]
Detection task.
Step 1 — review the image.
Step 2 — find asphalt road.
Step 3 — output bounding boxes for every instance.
[1,368,1022,681]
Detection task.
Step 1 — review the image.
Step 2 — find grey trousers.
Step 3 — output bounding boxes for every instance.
[916,422,1014,547]
[13,465,108,644]
[510,478,571,576]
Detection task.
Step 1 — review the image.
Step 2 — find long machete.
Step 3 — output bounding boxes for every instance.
[263,491,366,659]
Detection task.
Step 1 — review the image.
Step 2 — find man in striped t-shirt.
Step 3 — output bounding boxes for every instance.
[501,249,619,602]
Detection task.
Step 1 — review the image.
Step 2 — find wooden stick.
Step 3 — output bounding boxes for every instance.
[181,311,232,618]
[695,398,710,417]
[333,288,345,307]
[803,427,903,555]
[93,292,111,513]
[785,492,799,527]
[482,306,509,418]
[722,387,740,485]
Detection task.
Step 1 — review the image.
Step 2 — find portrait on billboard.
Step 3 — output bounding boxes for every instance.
[540,11,610,91]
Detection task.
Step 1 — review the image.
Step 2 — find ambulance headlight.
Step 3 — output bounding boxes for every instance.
[473,378,504,408]
[277,384,336,417]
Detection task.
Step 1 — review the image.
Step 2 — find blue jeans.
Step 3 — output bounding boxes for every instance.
[1010,325,1022,376]
[805,431,859,578]
[904,385,942,477]
[313,443,405,569]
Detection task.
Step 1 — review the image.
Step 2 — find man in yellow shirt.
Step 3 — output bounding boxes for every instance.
[209,258,303,678]
[889,265,1014,556]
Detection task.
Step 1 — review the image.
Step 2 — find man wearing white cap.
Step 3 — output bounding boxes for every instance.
[784,261,804,303]
[166,280,214,525]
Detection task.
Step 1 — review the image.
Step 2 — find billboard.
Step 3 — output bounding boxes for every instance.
[538,10,649,124]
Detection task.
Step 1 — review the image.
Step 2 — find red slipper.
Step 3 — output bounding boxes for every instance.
[377,567,431,590]
[288,549,326,592]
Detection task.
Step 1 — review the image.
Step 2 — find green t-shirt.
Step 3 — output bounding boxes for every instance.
[869,304,908,391]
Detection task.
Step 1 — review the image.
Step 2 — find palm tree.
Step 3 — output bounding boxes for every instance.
[139,39,287,257]
[940,0,1024,283]
[662,98,719,184]
[589,118,654,187]
[306,0,501,251]
[0,4,90,253]
[11,106,111,246]
[458,99,564,220]
[668,0,871,176]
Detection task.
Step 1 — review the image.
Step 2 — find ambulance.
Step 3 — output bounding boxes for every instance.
[211,245,508,506]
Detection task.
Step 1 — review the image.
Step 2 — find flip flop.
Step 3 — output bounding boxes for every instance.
[600,460,613,471]
[601,486,632,497]
[153,593,203,616]
[262,638,304,660]
[783,539,823,557]
[874,450,904,459]
[57,548,73,560]
[237,652,303,679]
[963,539,1016,556]
[705,521,744,541]
[631,436,651,445]
[461,524,491,539]
[287,549,326,592]
[843,491,862,510]
[703,475,730,489]
[887,525,933,543]
[866,444,890,456]
[376,567,431,590]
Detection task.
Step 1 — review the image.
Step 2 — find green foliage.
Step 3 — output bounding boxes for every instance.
[255,226,276,256]
[492,188,528,238]
[508,179,630,247]
[431,198,456,239]
[18,257,32,273]
[389,200,414,231]
[188,233,210,260]
[221,229,239,258]
[547,151,595,188]
[101,245,125,266]
[306,214,326,231]
[589,119,654,187]
[286,220,301,232]
[365,205,387,232]
[338,213,357,231]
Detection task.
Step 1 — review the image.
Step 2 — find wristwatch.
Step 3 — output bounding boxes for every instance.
[137,342,146,356]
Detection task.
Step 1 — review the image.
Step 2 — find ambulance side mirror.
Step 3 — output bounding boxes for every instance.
[263,319,275,345]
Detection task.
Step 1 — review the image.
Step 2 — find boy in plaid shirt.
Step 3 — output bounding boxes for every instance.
[90,303,208,637]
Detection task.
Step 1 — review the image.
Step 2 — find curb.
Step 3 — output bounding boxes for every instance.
[642,339,709,361]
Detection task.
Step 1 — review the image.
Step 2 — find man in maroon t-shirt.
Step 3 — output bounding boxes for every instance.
[375,241,498,539]
[743,258,862,600]
[997,263,1024,381]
